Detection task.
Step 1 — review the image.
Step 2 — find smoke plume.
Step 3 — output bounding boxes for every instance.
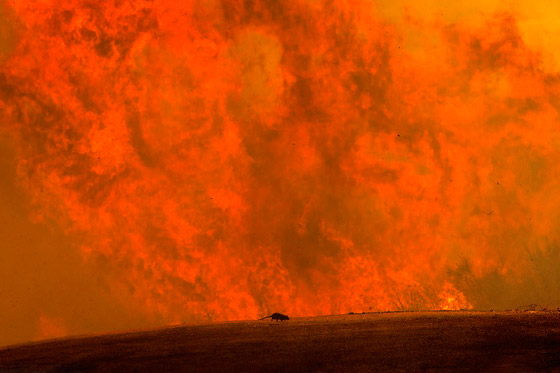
[2,0,560,345]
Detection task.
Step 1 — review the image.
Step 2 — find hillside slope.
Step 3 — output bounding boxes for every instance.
[2,312,560,372]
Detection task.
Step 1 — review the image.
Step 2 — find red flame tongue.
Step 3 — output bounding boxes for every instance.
[3,0,560,342]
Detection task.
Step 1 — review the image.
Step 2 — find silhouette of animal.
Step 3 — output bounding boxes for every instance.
[259,313,290,321]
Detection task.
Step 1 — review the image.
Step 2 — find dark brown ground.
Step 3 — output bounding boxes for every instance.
[2,311,560,372]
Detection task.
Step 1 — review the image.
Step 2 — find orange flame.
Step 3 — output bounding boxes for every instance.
[2,0,560,344]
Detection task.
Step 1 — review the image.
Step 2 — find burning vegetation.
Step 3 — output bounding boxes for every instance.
[1,0,560,345]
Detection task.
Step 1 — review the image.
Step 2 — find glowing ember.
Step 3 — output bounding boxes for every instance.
[438,283,470,311]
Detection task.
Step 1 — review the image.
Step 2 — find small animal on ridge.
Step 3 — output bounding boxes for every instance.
[259,313,290,322]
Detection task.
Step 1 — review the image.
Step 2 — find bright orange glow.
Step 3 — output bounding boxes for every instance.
[2,0,560,345]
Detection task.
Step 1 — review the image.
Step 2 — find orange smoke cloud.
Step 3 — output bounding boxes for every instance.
[1,0,560,345]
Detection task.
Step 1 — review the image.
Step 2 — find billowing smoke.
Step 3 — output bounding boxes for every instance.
[2,0,560,346]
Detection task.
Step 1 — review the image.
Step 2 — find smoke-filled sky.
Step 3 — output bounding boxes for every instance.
[2,0,560,346]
